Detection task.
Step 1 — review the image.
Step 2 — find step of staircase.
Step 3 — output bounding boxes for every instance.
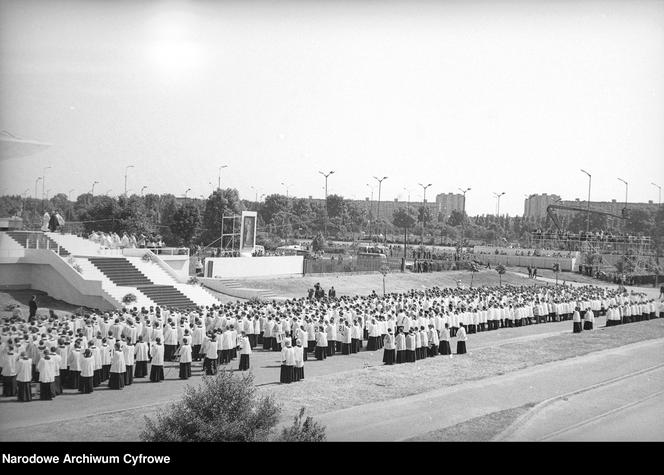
[88,257,153,287]
[6,231,70,257]
[136,285,198,310]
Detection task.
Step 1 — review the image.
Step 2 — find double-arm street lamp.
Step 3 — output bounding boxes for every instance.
[124,165,135,196]
[419,182,432,244]
[458,187,471,243]
[493,191,506,217]
[218,165,228,190]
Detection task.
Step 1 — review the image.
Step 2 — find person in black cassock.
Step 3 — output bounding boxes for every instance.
[29,296,38,320]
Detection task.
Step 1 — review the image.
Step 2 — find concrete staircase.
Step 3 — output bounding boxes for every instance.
[6,231,70,257]
[88,257,198,309]
[46,232,121,256]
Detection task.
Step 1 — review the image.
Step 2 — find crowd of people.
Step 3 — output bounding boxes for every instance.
[1,282,662,402]
[88,231,165,250]
[532,230,651,244]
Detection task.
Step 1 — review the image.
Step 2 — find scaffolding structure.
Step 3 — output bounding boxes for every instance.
[220,214,241,252]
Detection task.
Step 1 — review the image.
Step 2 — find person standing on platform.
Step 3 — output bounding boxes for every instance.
[79,349,95,394]
[237,332,251,371]
[178,337,192,379]
[382,328,396,365]
[16,352,32,402]
[149,337,165,382]
[29,296,38,321]
[456,323,468,355]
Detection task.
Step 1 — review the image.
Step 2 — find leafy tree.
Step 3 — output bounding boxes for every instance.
[447,210,465,227]
[417,205,433,225]
[170,203,201,246]
[311,231,326,252]
[78,196,121,233]
[625,209,654,235]
[326,194,346,219]
[260,194,290,225]
[201,188,244,245]
[567,211,607,233]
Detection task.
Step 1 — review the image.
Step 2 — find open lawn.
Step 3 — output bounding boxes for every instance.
[232,268,547,300]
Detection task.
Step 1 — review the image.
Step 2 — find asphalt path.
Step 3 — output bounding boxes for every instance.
[315,338,664,441]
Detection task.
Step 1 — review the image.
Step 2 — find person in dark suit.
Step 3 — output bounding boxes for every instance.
[29,296,38,320]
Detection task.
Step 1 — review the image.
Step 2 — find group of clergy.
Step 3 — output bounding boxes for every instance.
[1,281,661,401]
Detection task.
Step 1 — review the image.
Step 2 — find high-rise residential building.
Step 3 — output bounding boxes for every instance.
[524,193,562,219]
[435,193,465,220]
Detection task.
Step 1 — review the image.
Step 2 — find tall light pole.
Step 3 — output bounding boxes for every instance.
[22,188,29,214]
[281,182,290,198]
[418,182,432,244]
[46,189,52,201]
[580,169,592,233]
[218,165,228,190]
[91,181,99,195]
[42,166,51,213]
[185,188,191,201]
[374,176,388,243]
[35,177,42,206]
[319,170,335,235]
[617,178,628,230]
[403,187,412,207]
[652,182,661,207]
[141,186,148,197]
[458,187,471,244]
[366,183,374,239]
[68,189,75,201]
[250,186,260,203]
[105,189,112,196]
[493,192,506,216]
[124,165,135,196]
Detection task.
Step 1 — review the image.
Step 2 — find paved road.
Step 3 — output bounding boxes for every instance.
[315,338,664,441]
[546,392,664,441]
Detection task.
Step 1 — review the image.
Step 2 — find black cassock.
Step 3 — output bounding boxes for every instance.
[48,214,59,232]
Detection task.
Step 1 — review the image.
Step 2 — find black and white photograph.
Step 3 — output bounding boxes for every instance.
[1,0,663,450]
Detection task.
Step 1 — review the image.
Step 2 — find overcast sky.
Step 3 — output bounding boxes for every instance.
[1,0,663,216]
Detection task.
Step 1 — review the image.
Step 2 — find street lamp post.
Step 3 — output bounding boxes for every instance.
[281,182,290,198]
[458,187,471,244]
[91,181,99,195]
[418,182,432,244]
[185,188,191,201]
[580,169,592,233]
[218,165,228,190]
[46,189,51,201]
[374,176,388,242]
[141,186,147,197]
[68,189,75,201]
[35,177,42,207]
[493,192,506,217]
[105,189,112,196]
[366,184,374,239]
[319,170,335,235]
[124,165,135,196]
[617,178,628,230]
[42,166,51,213]
[652,182,661,207]
[403,187,412,207]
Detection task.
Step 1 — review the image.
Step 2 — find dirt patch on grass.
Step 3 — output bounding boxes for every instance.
[407,403,537,441]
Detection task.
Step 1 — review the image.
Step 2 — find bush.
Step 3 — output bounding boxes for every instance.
[276,407,327,442]
[187,276,199,285]
[122,293,137,304]
[140,371,281,442]
[142,253,153,263]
